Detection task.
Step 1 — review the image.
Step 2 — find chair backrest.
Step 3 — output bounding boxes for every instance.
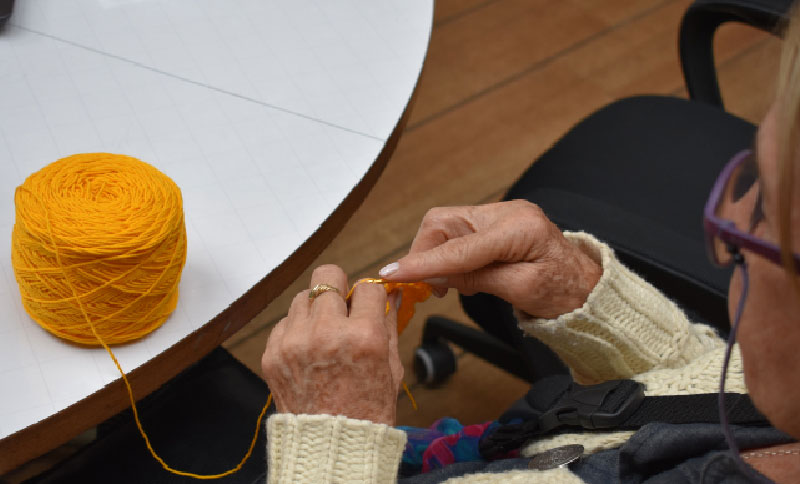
[505,95,753,333]
[680,0,791,108]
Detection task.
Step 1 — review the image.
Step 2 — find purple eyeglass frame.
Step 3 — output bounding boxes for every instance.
[703,148,800,271]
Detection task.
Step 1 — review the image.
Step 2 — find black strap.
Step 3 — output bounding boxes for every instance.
[479,377,768,459]
[621,392,766,428]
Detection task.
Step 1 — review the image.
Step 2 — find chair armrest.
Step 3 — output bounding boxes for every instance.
[680,0,792,108]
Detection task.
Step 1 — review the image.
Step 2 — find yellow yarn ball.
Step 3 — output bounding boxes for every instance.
[11,153,187,346]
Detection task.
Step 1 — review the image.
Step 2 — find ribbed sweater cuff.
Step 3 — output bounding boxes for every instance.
[517,231,720,384]
[267,413,406,483]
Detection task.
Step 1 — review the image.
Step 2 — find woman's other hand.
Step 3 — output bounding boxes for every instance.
[379,200,602,319]
[261,265,403,425]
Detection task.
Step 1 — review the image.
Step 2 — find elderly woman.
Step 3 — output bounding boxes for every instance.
[260,9,800,484]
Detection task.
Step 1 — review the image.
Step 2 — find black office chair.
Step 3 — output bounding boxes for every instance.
[412,0,793,386]
[0,0,13,29]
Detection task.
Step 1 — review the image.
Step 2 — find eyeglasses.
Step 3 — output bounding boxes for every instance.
[703,148,800,270]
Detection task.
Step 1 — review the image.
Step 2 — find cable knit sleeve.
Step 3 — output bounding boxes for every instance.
[517,231,724,385]
[266,413,407,483]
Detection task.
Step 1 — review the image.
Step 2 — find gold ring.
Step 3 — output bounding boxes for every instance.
[309,283,340,302]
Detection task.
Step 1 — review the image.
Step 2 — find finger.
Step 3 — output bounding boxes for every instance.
[380,206,479,280]
[445,263,547,313]
[385,291,404,390]
[268,317,288,346]
[308,264,348,317]
[287,290,311,322]
[408,206,477,255]
[348,281,387,322]
[385,289,401,338]
[444,262,512,297]
[262,319,295,413]
[387,230,505,282]
[261,318,287,380]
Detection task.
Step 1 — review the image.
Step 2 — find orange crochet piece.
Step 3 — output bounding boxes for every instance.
[346,278,432,334]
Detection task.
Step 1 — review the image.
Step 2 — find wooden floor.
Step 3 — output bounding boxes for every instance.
[2,0,781,481]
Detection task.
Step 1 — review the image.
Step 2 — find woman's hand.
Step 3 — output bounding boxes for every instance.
[261,265,403,425]
[379,200,602,319]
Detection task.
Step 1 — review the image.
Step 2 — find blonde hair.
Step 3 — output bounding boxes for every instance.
[774,3,800,282]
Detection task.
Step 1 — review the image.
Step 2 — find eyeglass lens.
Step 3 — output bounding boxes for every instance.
[713,151,764,265]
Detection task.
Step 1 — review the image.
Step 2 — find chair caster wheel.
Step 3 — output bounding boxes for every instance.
[414,341,456,386]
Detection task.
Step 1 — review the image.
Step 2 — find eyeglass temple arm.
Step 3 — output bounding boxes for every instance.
[680,0,791,109]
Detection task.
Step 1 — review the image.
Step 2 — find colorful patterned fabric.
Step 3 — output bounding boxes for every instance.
[398,418,519,474]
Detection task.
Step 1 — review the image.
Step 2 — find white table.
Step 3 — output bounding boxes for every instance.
[0,0,432,472]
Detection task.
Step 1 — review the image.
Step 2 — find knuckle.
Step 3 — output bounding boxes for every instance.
[421,207,447,227]
[261,335,283,371]
[261,357,280,381]
[311,264,344,281]
[507,199,543,220]
[355,282,386,303]
[419,217,436,233]
[350,325,388,355]
[264,321,284,351]
[525,211,550,234]
[272,317,288,334]
[280,334,308,359]
[292,290,309,307]
[520,200,544,218]
[424,206,444,219]
[260,350,274,371]
[510,198,539,211]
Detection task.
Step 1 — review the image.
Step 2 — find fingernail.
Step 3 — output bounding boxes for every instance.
[423,277,447,285]
[379,262,399,277]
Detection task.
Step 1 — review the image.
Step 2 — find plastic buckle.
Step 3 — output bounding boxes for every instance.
[539,379,645,432]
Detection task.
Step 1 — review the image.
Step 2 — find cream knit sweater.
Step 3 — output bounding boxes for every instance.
[266,232,745,483]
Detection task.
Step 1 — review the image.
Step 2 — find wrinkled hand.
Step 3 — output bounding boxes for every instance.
[261,265,403,425]
[380,200,602,319]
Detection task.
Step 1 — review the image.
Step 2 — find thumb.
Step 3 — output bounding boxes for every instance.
[381,231,502,282]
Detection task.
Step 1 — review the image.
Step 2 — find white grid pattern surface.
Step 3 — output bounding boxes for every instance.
[0,0,431,440]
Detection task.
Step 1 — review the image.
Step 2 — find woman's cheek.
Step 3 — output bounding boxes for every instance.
[734,256,800,437]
